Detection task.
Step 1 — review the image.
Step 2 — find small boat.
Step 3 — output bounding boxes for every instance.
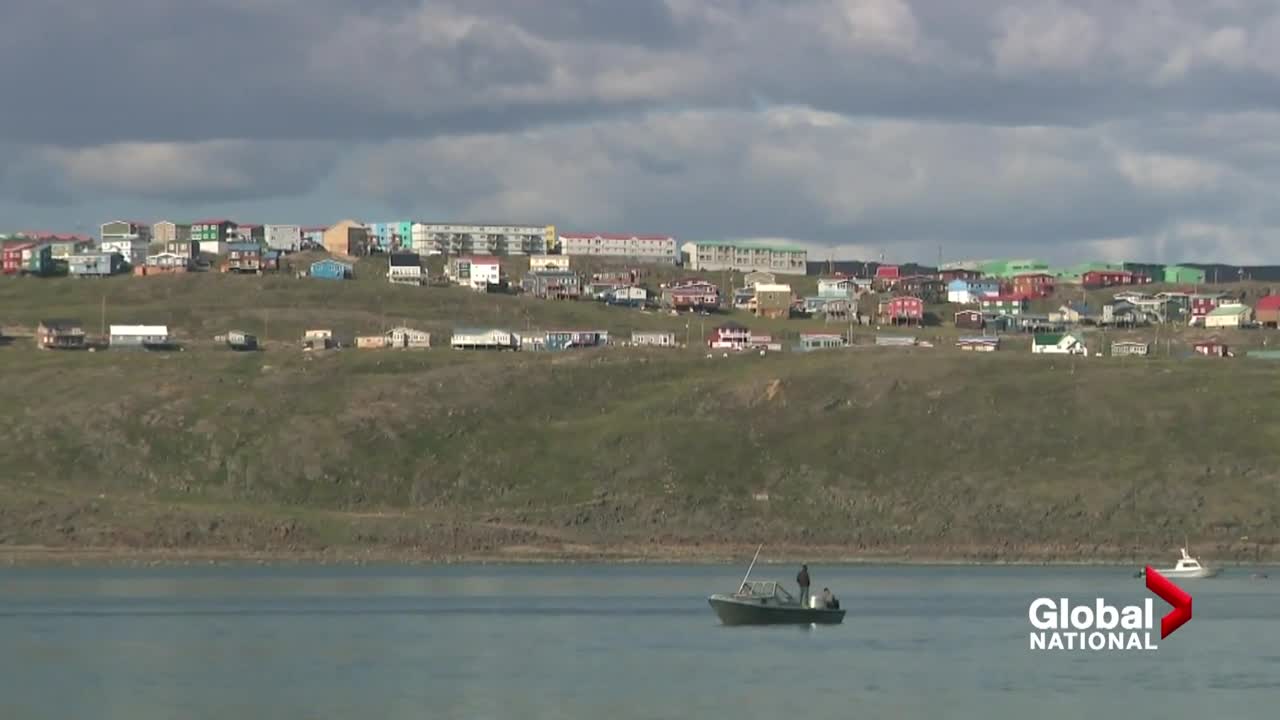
[707,545,845,626]
[1146,547,1221,579]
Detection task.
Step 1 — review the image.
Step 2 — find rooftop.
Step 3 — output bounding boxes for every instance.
[688,239,807,253]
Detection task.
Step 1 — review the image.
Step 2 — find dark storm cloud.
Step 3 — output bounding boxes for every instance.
[8,0,1280,262]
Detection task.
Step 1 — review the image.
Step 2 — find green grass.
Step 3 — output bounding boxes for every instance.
[3,267,1280,561]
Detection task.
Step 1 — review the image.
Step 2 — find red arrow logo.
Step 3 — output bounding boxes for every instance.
[1145,566,1192,639]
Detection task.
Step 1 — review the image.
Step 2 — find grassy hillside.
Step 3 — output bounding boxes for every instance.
[2,268,1280,563]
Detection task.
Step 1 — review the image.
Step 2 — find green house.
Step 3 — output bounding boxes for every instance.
[1163,265,1205,285]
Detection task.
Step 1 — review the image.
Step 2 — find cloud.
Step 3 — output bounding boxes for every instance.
[29,141,339,203]
[7,0,1280,262]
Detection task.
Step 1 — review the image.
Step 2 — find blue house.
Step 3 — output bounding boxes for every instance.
[310,258,353,280]
[947,278,1000,304]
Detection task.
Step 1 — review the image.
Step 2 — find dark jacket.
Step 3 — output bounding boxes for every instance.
[797,568,810,587]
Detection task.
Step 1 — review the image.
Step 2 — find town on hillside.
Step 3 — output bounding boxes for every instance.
[2,221,1278,359]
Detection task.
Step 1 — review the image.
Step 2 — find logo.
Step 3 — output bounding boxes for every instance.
[1028,566,1192,651]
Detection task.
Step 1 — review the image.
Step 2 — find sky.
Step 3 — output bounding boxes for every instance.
[5,0,1280,265]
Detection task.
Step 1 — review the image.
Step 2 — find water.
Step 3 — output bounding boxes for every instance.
[0,563,1277,719]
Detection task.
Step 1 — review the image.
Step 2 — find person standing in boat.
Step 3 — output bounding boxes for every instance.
[796,565,811,606]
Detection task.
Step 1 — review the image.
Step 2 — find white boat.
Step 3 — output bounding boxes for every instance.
[1150,547,1221,579]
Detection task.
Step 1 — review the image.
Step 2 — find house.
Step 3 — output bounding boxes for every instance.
[264,224,302,253]
[1164,265,1206,285]
[521,270,582,299]
[895,275,945,302]
[530,255,570,271]
[542,330,608,351]
[302,329,336,351]
[947,279,1000,304]
[387,253,423,286]
[754,284,792,319]
[1256,295,1280,327]
[1204,303,1253,329]
[37,319,86,350]
[631,331,677,347]
[797,333,847,351]
[224,242,264,273]
[956,337,999,352]
[13,243,55,276]
[151,221,191,247]
[221,331,258,351]
[734,287,757,310]
[164,240,200,263]
[143,252,192,273]
[1016,314,1066,333]
[707,323,778,350]
[1102,300,1144,327]
[2,243,32,274]
[68,252,126,277]
[1011,273,1055,299]
[879,296,924,326]
[322,219,369,257]
[1193,340,1231,357]
[310,258,353,280]
[386,327,431,348]
[46,236,94,260]
[980,295,1029,316]
[662,280,720,312]
[607,285,648,307]
[451,328,521,350]
[109,325,174,350]
[1054,302,1092,324]
[875,335,916,347]
[817,277,856,298]
[99,220,152,266]
[810,298,851,320]
[191,220,237,255]
[367,221,413,252]
[1082,269,1146,288]
[743,270,777,288]
[1031,332,1088,355]
[874,265,900,287]
[447,256,503,291]
[356,335,390,349]
[954,309,985,329]
[587,281,626,300]
[232,224,266,245]
[940,268,983,282]
[1190,293,1230,320]
[1111,341,1149,357]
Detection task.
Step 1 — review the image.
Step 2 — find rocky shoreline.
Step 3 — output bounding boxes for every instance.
[3,541,1276,568]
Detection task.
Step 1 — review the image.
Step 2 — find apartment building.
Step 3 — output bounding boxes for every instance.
[410,223,555,256]
[558,233,678,264]
[680,240,807,275]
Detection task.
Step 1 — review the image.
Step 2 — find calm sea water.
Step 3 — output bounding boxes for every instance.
[0,563,1277,719]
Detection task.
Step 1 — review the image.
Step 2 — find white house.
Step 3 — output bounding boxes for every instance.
[109,324,171,349]
[1031,332,1088,355]
[609,285,648,305]
[264,224,302,252]
[447,256,504,290]
[387,253,423,285]
[386,327,431,348]
[1111,341,1149,357]
[530,255,570,271]
[631,331,677,347]
[451,328,521,350]
[1203,303,1253,329]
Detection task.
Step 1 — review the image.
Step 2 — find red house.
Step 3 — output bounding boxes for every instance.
[1190,294,1227,318]
[1082,270,1146,288]
[875,265,901,281]
[2,242,33,275]
[1193,340,1230,357]
[880,295,924,326]
[1011,273,1055,299]
[1257,295,1280,327]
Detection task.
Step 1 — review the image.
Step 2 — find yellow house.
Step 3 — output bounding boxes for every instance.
[323,219,369,257]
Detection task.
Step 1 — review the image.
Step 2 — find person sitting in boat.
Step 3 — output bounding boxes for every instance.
[820,588,840,609]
